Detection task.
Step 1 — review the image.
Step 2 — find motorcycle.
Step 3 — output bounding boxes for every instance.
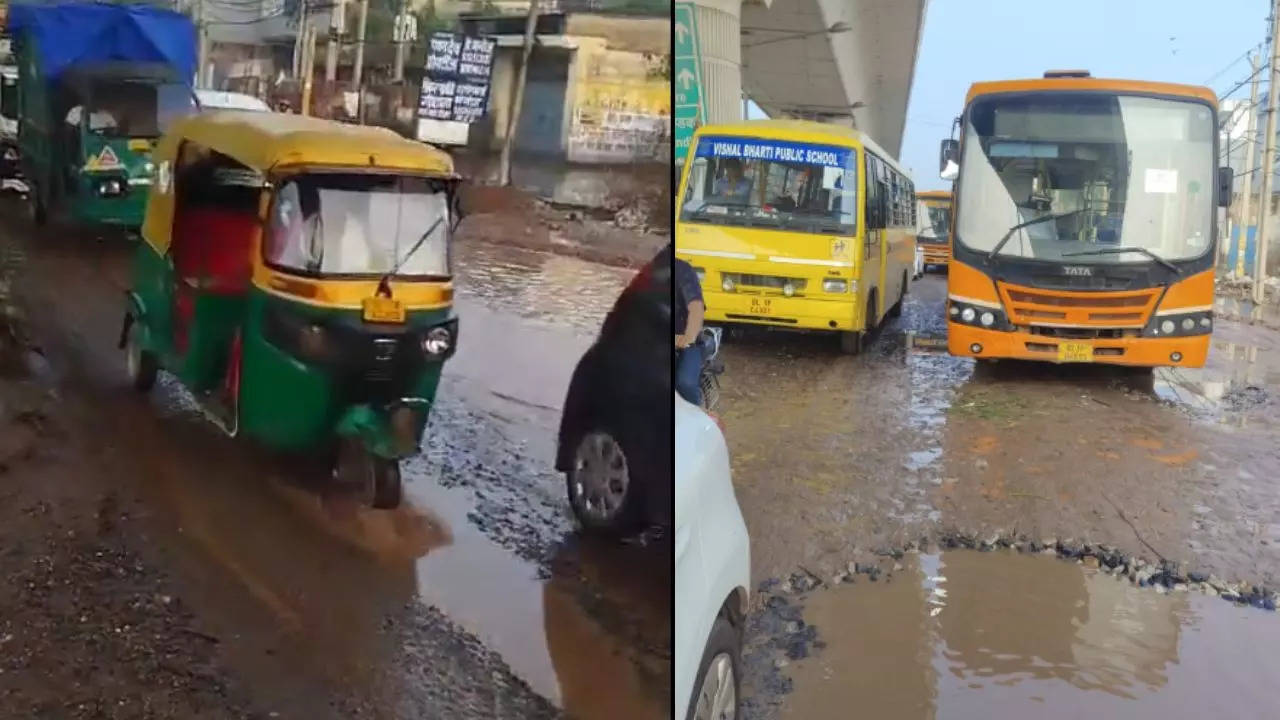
[697,326,724,412]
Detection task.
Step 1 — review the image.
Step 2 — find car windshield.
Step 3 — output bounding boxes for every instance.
[679,135,858,236]
[265,173,453,278]
[87,80,197,138]
[955,93,1214,263]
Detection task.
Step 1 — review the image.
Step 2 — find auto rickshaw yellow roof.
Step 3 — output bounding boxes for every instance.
[162,110,456,175]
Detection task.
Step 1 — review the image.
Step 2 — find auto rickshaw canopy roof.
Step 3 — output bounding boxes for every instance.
[159,110,456,176]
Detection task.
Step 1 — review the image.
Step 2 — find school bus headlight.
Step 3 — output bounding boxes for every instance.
[1160,319,1176,334]
[1148,310,1212,337]
[722,277,735,292]
[960,307,976,323]
[822,279,847,293]
[979,311,996,327]
[782,282,796,297]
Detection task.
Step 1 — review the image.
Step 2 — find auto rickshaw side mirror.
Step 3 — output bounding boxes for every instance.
[448,180,467,233]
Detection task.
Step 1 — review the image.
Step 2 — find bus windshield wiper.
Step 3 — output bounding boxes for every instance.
[1062,246,1181,275]
[987,209,1084,262]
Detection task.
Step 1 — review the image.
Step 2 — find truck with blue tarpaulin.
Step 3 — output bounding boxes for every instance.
[5,1,199,229]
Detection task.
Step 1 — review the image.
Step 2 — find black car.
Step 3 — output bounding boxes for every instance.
[556,245,672,535]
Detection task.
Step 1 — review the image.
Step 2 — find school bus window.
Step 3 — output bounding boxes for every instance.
[680,135,859,236]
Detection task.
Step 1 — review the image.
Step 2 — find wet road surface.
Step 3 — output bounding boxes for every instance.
[716,271,1280,717]
[1,206,668,719]
[783,550,1280,719]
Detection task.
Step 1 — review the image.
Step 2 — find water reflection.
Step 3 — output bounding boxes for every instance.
[785,551,1280,719]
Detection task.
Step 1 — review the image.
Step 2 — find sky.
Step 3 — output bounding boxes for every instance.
[754,0,1271,191]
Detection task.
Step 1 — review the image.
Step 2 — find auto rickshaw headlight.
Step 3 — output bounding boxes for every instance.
[422,326,452,356]
[298,324,328,359]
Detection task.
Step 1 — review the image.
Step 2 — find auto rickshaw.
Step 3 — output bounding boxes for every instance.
[120,110,463,508]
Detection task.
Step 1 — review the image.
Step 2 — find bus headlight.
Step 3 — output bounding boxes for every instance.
[1148,310,1212,338]
[949,299,1010,331]
[722,277,735,292]
[782,282,796,297]
[822,279,848,294]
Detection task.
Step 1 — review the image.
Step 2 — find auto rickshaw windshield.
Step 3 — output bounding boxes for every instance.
[265,173,453,278]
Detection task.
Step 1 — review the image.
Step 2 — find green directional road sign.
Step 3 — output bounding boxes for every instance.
[674,2,704,165]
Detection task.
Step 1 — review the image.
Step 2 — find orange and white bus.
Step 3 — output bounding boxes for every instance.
[940,70,1229,368]
[915,189,952,269]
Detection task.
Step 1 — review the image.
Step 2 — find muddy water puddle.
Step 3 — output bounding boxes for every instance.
[782,551,1280,719]
[455,241,629,335]
[1153,324,1279,424]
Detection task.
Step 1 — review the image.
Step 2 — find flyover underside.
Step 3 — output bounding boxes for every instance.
[696,0,926,160]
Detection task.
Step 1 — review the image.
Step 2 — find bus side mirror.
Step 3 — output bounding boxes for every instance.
[1218,167,1233,208]
[939,139,959,177]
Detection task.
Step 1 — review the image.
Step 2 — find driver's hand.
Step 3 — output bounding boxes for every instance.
[675,334,689,349]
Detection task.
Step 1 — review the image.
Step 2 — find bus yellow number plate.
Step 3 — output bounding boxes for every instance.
[1057,342,1093,363]
[749,297,773,315]
[362,296,406,324]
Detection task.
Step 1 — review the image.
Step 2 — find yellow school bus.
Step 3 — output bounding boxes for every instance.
[915,189,952,268]
[675,120,918,355]
[940,70,1228,368]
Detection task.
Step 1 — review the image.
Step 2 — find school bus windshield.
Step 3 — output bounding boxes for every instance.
[679,135,858,236]
[923,204,950,241]
[955,93,1214,264]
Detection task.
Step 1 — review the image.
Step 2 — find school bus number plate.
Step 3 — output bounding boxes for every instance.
[1057,341,1093,363]
[749,297,773,315]
[362,296,406,324]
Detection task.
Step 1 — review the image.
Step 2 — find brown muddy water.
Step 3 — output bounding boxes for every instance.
[782,551,1280,719]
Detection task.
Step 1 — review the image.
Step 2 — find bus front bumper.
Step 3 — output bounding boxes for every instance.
[948,322,1210,368]
[923,247,950,266]
[703,290,859,332]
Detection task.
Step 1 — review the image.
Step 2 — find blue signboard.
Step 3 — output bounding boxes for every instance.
[693,135,855,168]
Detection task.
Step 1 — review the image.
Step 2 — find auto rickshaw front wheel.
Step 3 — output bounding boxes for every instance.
[124,320,158,392]
[335,439,403,509]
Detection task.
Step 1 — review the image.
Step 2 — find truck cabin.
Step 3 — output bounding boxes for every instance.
[55,62,197,150]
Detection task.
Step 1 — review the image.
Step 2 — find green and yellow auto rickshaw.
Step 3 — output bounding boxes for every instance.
[120,110,463,508]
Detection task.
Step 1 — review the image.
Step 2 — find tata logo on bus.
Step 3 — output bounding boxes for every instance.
[1062,266,1093,276]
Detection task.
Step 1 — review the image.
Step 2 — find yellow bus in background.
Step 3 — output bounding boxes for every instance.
[675,120,918,355]
[941,70,1229,368]
[915,189,952,269]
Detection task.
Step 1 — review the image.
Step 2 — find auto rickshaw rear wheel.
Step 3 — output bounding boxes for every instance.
[371,459,403,510]
[27,182,46,227]
[125,320,158,392]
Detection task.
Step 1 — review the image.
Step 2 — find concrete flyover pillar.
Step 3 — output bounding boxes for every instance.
[690,0,745,123]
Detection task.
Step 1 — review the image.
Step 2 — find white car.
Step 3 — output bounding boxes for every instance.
[195,89,271,112]
[675,394,750,720]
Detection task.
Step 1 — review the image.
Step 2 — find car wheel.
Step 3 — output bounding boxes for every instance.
[566,429,643,535]
[125,319,158,392]
[686,615,741,720]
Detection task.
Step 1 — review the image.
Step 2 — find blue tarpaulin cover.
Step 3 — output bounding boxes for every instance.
[6,2,196,82]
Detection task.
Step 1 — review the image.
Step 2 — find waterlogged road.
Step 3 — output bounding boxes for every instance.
[1,207,669,719]
[716,272,1280,718]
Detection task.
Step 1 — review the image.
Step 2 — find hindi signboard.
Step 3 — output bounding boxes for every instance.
[418,32,496,143]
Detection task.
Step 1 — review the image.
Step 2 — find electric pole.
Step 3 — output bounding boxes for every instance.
[393,0,409,83]
[1237,53,1261,277]
[1255,0,1280,305]
[302,24,317,116]
[353,0,369,87]
[293,0,309,78]
[498,0,539,186]
[326,0,345,83]
[195,0,208,89]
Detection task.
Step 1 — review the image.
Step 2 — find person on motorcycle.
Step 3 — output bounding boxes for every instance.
[674,245,705,406]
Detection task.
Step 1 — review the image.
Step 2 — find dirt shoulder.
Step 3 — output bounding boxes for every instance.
[458,184,666,270]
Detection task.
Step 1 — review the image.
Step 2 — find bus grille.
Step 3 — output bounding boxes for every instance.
[998,282,1158,328]
[722,273,808,292]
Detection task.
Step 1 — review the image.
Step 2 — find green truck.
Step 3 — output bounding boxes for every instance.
[6,2,198,230]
